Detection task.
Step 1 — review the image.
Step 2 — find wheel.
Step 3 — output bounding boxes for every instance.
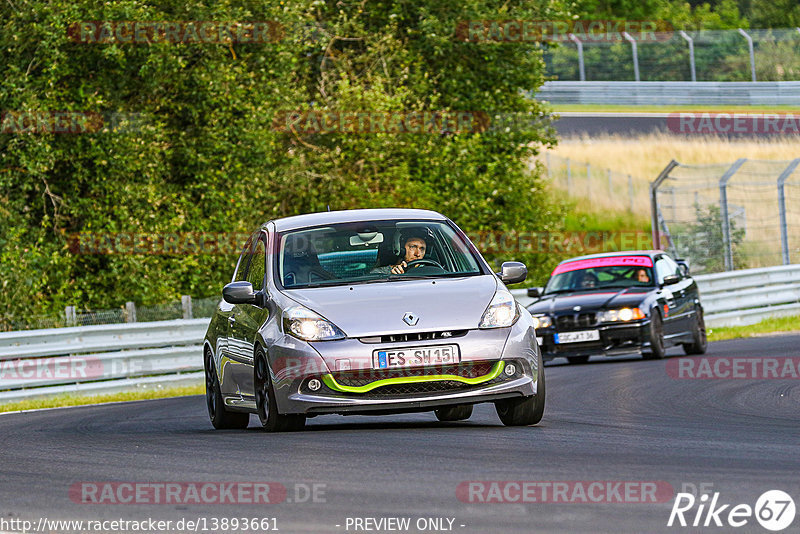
[683,307,708,355]
[495,360,545,426]
[205,350,249,430]
[567,356,590,364]
[254,351,306,432]
[435,404,473,422]
[642,309,666,360]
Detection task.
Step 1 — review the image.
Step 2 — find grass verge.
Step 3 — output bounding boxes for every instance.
[0,384,204,414]
[708,315,800,342]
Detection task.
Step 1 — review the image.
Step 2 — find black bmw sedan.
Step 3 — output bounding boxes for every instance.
[526,250,707,363]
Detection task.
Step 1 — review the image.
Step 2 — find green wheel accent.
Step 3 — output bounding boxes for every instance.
[321,361,506,394]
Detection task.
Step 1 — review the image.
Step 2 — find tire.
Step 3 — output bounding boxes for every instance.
[683,308,708,355]
[435,404,473,422]
[495,361,545,426]
[205,350,249,430]
[254,351,306,432]
[567,356,590,365]
[642,310,666,360]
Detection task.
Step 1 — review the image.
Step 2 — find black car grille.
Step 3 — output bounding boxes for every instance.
[555,313,597,330]
[359,330,468,344]
[330,361,496,388]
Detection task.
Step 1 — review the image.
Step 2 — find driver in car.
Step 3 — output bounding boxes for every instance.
[371,230,428,275]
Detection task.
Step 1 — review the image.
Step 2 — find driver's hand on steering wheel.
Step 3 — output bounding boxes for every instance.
[390,261,408,275]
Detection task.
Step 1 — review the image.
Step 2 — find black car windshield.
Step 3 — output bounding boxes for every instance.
[277,220,483,289]
[544,265,655,294]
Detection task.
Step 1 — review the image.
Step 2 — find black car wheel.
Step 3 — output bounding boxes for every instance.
[435,404,473,422]
[567,356,590,364]
[254,351,306,432]
[495,360,545,426]
[683,307,708,355]
[205,350,249,430]
[642,310,666,360]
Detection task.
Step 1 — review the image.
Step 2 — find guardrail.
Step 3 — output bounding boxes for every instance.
[0,319,208,404]
[512,264,800,328]
[1,265,796,404]
[535,81,800,105]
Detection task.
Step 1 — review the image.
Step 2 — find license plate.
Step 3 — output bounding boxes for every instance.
[374,345,460,369]
[554,330,600,344]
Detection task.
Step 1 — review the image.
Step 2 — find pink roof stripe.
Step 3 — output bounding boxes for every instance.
[552,256,653,276]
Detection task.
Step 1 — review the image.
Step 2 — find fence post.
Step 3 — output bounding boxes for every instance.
[719,159,747,271]
[679,30,696,82]
[651,160,680,250]
[65,306,76,327]
[181,295,193,320]
[738,29,756,82]
[777,159,800,265]
[566,157,572,194]
[622,31,640,82]
[125,301,137,323]
[628,175,634,213]
[568,33,585,81]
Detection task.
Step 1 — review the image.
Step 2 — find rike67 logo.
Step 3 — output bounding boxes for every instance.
[668,490,796,531]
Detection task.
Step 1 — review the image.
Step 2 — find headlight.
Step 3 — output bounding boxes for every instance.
[531,314,553,329]
[282,306,346,341]
[479,290,520,329]
[597,307,645,323]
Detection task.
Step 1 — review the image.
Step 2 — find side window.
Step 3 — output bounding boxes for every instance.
[247,237,266,291]
[654,257,679,283]
[232,235,255,282]
[662,256,682,278]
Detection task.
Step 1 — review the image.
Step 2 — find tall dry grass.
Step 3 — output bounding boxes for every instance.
[544,134,800,181]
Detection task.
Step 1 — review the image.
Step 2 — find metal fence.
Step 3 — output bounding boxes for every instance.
[2,295,221,332]
[544,28,800,82]
[651,158,800,273]
[543,153,651,216]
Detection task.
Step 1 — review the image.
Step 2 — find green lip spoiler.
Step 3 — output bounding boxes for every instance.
[321,361,505,394]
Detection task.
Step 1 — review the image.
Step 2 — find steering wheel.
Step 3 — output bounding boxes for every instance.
[404,258,444,270]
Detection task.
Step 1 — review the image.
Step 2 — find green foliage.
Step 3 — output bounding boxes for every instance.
[681,204,745,273]
[0,0,566,325]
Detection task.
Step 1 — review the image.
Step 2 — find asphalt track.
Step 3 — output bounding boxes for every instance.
[1,334,798,534]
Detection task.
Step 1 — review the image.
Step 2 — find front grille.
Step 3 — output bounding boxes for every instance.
[359,330,468,344]
[556,313,597,330]
[330,361,496,388]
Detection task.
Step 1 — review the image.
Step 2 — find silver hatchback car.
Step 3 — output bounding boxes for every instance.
[203,208,544,431]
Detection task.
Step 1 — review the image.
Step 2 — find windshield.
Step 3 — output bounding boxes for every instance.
[276,220,484,289]
[544,264,654,294]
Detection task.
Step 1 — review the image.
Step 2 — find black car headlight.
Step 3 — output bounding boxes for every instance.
[597,307,645,323]
[531,314,552,329]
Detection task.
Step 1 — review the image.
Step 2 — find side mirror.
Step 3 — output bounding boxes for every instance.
[527,287,543,298]
[676,259,690,276]
[662,274,681,286]
[497,261,527,285]
[223,281,258,305]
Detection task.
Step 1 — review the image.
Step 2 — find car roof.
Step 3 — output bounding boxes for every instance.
[556,250,665,265]
[268,208,447,232]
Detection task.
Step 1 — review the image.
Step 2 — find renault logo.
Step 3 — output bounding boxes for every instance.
[403,312,419,326]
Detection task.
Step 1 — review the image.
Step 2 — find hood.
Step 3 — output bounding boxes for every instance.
[527,288,650,315]
[281,275,499,338]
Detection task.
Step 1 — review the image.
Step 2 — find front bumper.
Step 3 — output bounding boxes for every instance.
[538,320,651,360]
[268,317,541,415]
